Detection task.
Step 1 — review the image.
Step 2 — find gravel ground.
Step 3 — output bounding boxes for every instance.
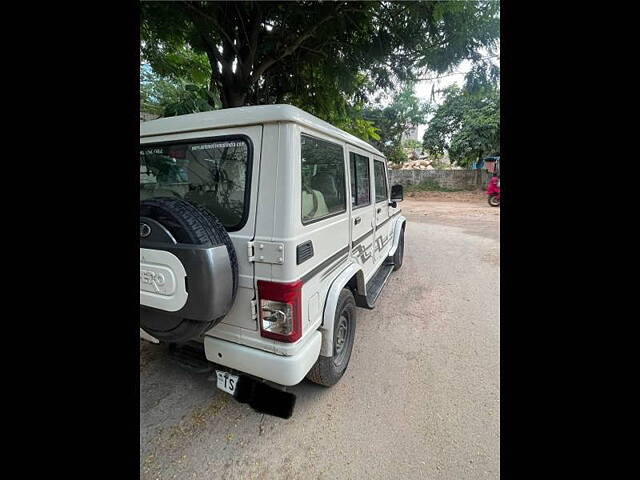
[140,195,500,480]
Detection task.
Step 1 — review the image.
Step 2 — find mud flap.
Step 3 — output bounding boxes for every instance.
[234,377,296,419]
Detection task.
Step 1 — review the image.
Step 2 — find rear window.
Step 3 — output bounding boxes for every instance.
[140,137,251,231]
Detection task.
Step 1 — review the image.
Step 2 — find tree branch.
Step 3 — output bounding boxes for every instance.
[181,1,239,55]
[416,71,466,82]
[235,3,251,49]
[249,7,342,84]
[416,55,501,81]
[299,45,328,57]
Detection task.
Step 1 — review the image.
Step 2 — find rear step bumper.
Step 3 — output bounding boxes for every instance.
[204,331,322,386]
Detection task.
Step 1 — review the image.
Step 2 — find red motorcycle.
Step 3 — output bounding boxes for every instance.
[487,175,500,207]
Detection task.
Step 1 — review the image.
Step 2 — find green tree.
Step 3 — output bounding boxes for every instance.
[141,65,220,116]
[141,1,500,114]
[140,43,221,116]
[361,83,429,164]
[422,82,500,167]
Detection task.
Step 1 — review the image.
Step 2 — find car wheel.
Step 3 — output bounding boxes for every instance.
[306,289,356,387]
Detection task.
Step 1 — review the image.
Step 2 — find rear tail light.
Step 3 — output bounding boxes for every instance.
[257,280,303,343]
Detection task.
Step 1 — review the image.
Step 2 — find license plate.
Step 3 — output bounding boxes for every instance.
[215,370,239,395]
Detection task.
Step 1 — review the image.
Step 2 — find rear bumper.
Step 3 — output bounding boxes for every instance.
[203,331,321,386]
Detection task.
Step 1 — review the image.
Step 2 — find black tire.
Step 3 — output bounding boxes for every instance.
[140,197,239,342]
[139,309,212,344]
[306,289,356,387]
[392,226,405,271]
[190,202,239,301]
[488,195,500,207]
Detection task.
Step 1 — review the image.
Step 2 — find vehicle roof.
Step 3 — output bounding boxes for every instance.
[140,104,384,158]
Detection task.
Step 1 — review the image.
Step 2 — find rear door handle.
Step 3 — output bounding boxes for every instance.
[354,217,361,225]
[376,208,381,214]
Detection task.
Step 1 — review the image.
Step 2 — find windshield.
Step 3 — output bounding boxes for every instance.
[140,137,251,231]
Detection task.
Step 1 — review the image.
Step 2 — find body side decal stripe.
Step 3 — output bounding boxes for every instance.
[301,245,350,284]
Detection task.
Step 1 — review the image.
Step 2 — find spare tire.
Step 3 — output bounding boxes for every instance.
[140,197,239,343]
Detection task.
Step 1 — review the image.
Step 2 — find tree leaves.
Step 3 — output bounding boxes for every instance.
[422,81,500,167]
[141,1,499,110]
[140,64,219,117]
[140,1,500,146]
[361,83,429,163]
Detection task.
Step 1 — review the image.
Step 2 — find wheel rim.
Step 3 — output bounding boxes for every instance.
[334,313,351,366]
[489,196,499,206]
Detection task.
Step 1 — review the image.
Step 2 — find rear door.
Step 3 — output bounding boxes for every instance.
[372,158,392,264]
[348,148,377,280]
[140,125,262,332]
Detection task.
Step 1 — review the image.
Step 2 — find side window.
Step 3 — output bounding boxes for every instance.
[301,134,346,224]
[349,152,371,209]
[374,160,388,203]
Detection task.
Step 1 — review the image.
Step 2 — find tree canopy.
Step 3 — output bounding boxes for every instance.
[360,83,429,164]
[141,61,218,117]
[141,1,499,107]
[422,79,500,167]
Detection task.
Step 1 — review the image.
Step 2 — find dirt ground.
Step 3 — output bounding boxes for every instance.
[403,191,500,242]
[406,190,487,203]
[140,193,500,479]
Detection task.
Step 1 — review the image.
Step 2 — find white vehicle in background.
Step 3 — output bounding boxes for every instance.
[140,105,406,418]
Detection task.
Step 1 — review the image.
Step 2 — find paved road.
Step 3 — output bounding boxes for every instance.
[141,199,500,480]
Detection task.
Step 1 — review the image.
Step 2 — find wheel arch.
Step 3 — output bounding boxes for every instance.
[387,215,407,257]
[319,262,364,357]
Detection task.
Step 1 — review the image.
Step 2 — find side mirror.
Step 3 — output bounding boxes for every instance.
[390,184,404,203]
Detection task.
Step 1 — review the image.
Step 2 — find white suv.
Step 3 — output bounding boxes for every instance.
[140,105,406,417]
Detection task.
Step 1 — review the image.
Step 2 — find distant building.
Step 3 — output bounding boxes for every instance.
[401,124,419,143]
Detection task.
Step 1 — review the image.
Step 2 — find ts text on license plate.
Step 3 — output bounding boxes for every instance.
[216,370,238,395]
